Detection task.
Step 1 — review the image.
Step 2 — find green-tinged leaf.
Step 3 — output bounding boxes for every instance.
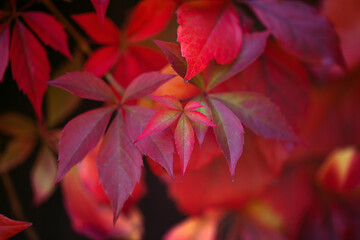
[206,32,269,90]
[211,92,298,141]
[209,98,244,179]
[191,95,212,146]
[175,114,195,175]
[30,145,57,205]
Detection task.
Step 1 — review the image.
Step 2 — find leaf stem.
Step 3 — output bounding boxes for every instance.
[1,173,41,240]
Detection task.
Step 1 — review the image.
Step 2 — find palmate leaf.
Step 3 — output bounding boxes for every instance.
[22,11,71,59]
[177,0,242,80]
[90,0,109,25]
[97,111,143,224]
[56,106,115,182]
[244,0,345,68]
[152,95,183,110]
[209,98,244,179]
[125,105,174,178]
[211,92,297,141]
[0,214,31,239]
[84,46,120,77]
[190,95,212,146]
[10,20,50,119]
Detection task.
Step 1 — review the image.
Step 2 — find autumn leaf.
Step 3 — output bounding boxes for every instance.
[0,23,10,82]
[22,11,71,59]
[244,0,345,68]
[177,0,242,80]
[211,92,297,141]
[10,20,50,119]
[56,106,115,182]
[97,111,143,224]
[0,214,31,239]
[90,0,109,25]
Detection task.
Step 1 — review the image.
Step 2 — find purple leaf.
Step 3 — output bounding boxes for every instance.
[124,106,174,178]
[56,106,115,182]
[152,95,183,110]
[244,0,345,68]
[97,111,142,224]
[49,72,117,102]
[206,32,269,90]
[0,23,10,82]
[122,72,174,103]
[209,98,244,179]
[211,92,298,141]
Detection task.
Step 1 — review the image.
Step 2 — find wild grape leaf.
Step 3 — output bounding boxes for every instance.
[90,0,109,25]
[229,40,310,131]
[84,46,120,76]
[125,106,174,178]
[97,111,143,223]
[56,106,115,182]
[112,45,167,87]
[49,71,117,102]
[244,0,345,68]
[206,32,269,90]
[10,20,50,119]
[136,110,181,142]
[211,92,297,141]
[177,0,242,80]
[209,98,244,178]
[175,114,195,175]
[73,13,119,44]
[22,11,71,58]
[0,214,31,239]
[152,95,183,110]
[126,0,175,43]
[154,40,187,78]
[30,145,57,205]
[0,23,10,82]
[122,72,174,103]
[190,95,212,146]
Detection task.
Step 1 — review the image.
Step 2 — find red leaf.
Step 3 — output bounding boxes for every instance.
[184,100,203,111]
[112,45,167,87]
[152,95,183,110]
[22,11,71,59]
[73,13,119,44]
[0,23,10,82]
[56,106,115,182]
[126,0,175,42]
[84,46,119,77]
[175,114,195,175]
[49,72,117,102]
[97,111,142,223]
[90,0,109,25]
[136,109,181,142]
[177,0,242,80]
[154,40,187,78]
[0,214,31,239]
[125,106,174,178]
[211,92,297,141]
[245,0,345,68]
[10,20,50,119]
[190,95,212,146]
[122,72,174,103]
[185,110,216,127]
[206,32,269,90]
[209,98,244,178]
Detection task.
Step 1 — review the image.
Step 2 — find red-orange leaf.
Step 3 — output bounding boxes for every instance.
[22,11,71,59]
[0,23,10,82]
[10,20,50,119]
[0,214,31,239]
[136,110,181,142]
[185,110,216,127]
[177,0,242,80]
[126,0,175,43]
[175,113,195,175]
[84,46,120,77]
